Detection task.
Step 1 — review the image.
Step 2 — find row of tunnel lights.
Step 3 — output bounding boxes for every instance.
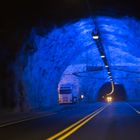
[92,33,113,83]
[93,33,114,102]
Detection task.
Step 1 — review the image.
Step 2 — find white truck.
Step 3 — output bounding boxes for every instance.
[58,84,79,104]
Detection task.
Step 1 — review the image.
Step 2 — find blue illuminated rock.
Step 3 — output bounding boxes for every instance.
[13,16,140,110]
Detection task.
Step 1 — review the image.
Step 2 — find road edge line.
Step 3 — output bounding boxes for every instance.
[126,103,140,114]
[0,112,57,128]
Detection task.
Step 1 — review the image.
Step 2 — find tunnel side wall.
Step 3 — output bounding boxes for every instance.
[123,80,140,101]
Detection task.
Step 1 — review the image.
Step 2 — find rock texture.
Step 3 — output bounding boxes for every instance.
[13,16,140,110]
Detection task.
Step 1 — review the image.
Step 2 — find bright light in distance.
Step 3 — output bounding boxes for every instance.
[108,72,111,74]
[81,95,84,99]
[101,55,105,58]
[92,35,99,40]
[106,96,113,102]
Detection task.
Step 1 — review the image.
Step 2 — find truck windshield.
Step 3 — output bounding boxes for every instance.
[60,89,72,94]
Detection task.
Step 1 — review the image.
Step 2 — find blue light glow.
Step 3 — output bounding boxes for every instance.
[13,16,140,110]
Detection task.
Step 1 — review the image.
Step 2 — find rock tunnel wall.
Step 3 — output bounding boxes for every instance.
[12,16,140,111]
[13,19,94,110]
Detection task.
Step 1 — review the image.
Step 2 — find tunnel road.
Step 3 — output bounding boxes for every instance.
[0,102,140,140]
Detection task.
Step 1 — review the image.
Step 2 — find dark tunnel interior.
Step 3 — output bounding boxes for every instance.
[97,83,127,101]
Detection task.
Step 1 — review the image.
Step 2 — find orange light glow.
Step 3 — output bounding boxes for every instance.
[106,96,113,102]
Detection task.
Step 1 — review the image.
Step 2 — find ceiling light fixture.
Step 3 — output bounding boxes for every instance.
[101,55,105,58]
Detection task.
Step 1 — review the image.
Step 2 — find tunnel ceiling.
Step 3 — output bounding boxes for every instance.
[60,16,140,83]
[0,0,140,34]
[0,0,140,60]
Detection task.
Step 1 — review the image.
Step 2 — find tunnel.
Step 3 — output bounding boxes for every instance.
[2,1,140,140]
[97,83,127,101]
[2,15,140,111]
[8,16,140,110]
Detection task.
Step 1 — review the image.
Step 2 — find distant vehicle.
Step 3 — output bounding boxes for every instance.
[58,84,78,104]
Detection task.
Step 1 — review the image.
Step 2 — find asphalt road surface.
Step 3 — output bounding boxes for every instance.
[0,102,140,140]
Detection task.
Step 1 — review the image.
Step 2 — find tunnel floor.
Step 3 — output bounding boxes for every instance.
[0,102,140,140]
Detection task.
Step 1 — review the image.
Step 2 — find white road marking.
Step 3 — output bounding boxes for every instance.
[127,103,140,114]
[0,112,57,128]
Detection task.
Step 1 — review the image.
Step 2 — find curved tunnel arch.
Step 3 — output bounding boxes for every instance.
[13,16,140,110]
[97,82,127,101]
